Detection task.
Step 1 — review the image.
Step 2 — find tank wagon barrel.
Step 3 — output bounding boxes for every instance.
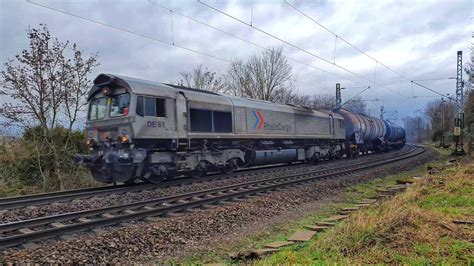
[75,73,406,184]
[335,108,405,156]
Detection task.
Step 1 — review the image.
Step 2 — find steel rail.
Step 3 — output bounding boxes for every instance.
[0,147,424,249]
[1,147,418,232]
[0,184,131,204]
[0,161,317,209]
[0,148,410,210]
[0,184,156,210]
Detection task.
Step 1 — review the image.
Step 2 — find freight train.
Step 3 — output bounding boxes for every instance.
[75,74,405,184]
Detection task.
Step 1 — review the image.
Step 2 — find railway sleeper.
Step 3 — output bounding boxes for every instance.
[0,148,424,250]
[49,222,66,229]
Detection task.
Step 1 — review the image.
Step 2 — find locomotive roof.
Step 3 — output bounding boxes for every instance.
[89,73,343,119]
[89,73,222,99]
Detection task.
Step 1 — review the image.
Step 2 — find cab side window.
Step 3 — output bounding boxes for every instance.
[136,96,166,117]
[155,98,166,117]
[144,97,155,116]
[136,96,144,116]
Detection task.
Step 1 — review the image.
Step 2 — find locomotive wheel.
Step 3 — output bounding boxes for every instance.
[190,168,206,178]
[311,153,320,164]
[328,152,335,160]
[148,175,165,184]
[124,178,141,185]
[222,159,238,175]
[190,161,207,178]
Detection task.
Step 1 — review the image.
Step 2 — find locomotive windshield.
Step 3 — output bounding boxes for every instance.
[88,97,107,120]
[88,92,130,120]
[110,93,130,117]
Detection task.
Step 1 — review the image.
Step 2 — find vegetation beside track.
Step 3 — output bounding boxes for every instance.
[0,127,99,197]
[181,148,471,265]
[248,150,473,265]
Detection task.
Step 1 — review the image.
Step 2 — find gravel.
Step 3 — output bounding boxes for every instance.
[0,148,410,223]
[0,147,436,264]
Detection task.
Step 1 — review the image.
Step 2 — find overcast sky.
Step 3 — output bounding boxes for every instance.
[0,0,472,123]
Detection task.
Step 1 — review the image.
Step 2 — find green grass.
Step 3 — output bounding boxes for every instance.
[175,147,473,264]
[254,157,473,264]
[419,193,473,216]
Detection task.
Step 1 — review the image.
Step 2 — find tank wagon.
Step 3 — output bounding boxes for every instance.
[76,74,349,184]
[336,109,405,156]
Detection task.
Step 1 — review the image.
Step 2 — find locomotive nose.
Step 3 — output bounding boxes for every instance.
[90,151,135,183]
[103,151,124,177]
[104,151,119,164]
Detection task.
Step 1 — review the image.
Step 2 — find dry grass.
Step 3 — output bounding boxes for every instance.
[258,160,474,264]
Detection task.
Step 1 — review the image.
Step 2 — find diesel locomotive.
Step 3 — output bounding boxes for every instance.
[75,74,405,184]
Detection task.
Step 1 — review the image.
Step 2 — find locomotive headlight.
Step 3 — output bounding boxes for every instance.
[118,135,129,143]
[101,86,112,96]
[86,138,96,146]
[118,129,130,144]
[86,132,95,146]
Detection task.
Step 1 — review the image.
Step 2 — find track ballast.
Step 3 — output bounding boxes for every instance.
[0,146,424,249]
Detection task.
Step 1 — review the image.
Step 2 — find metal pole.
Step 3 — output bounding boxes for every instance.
[453,51,466,155]
[336,83,341,109]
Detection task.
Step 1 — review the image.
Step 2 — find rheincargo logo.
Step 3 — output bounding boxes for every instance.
[252,110,265,129]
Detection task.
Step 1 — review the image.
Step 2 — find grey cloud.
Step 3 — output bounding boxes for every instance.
[0,0,472,122]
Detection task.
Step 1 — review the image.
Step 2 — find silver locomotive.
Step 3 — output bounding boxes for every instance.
[75,74,405,184]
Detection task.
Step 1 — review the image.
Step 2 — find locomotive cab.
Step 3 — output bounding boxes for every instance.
[76,75,147,183]
[76,74,188,184]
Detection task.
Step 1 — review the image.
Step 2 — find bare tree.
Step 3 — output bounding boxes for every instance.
[424,98,455,146]
[403,115,429,143]
[463,51,473,125]
[0,24,98,134]
[226,47,293,101]
[63,44,99,130]
[344,96,367,114]
[306,94,367,114]
[0,24,99,191]
[271,79,314,106]
[465,89,474,156]
[289,93,313,108]
[310,94,336,110]
[178,64,225,93]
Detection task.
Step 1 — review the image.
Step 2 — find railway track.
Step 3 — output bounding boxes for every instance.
[0,146,424,249]
[0,184,155,210]
[0,147,409,210]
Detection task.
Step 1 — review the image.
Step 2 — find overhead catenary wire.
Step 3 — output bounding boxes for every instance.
[284,0,408,80]
[411,77,456,82]
[28,0,451,103]
[26,0,232,64]
[26,0,364,100]
[408,95,445,98]
[340,86,371,108]
[25,0,371,93]
[147,0,359,85]
[410,80,454,100]
[283,0,453,99]
[170,10,175,45]
[26,0,362,100]
[198,0,405,98]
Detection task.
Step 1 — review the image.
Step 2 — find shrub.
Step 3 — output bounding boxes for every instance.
[0,126,98,196]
